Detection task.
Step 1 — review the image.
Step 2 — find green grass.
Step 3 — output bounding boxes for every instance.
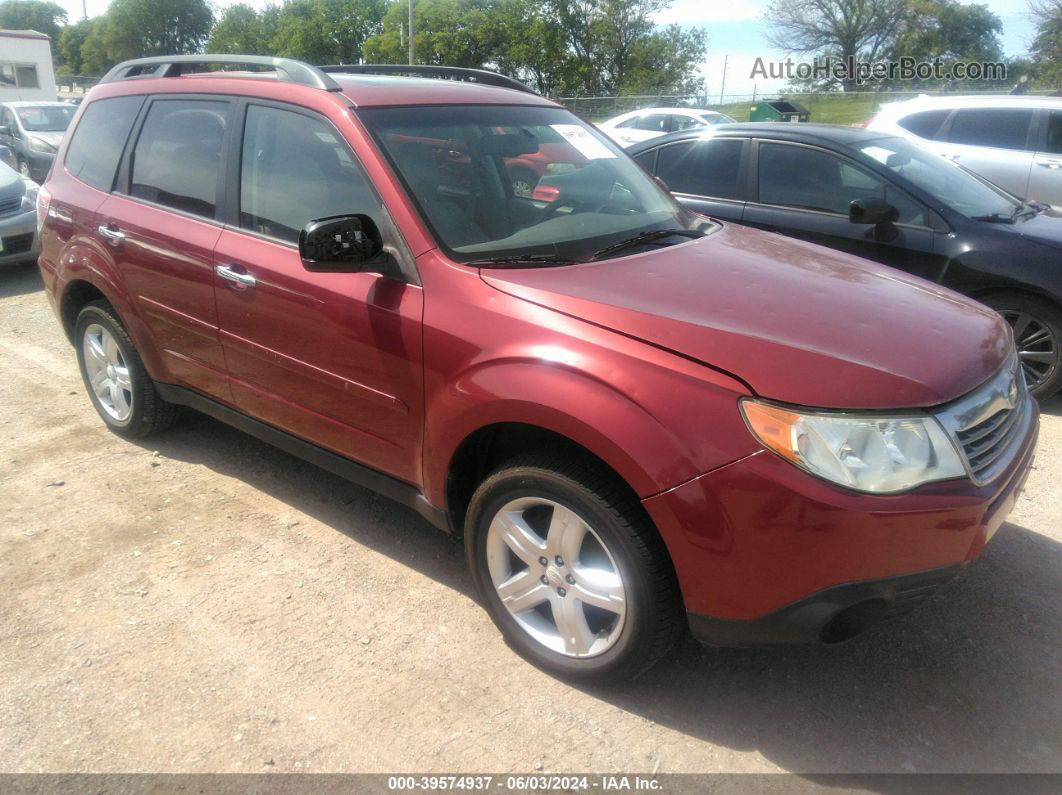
[714,93,884,126]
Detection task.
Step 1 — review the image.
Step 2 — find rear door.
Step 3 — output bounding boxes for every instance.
[937,107,1036,199]
[742,140,945,280]
[1029,108,1062,206]
[96,95,233,401]
[212,100,424,483]
[646,137,748,221]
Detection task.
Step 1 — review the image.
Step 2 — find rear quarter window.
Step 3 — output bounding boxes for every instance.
[896,109,950,140]
[64,96,144,191]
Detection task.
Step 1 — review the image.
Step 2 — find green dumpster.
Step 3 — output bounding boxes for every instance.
[749,98,810,123]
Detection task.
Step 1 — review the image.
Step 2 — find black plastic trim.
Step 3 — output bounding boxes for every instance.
[154,383,450,533]
[687,564,962,647]
[318,64,536,95]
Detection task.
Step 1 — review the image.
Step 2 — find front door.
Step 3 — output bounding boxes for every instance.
[213,101,424,484]
[743,140,945,282]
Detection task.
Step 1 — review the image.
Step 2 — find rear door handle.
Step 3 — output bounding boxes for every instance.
[215,264,256,289]
[97,224,125,246]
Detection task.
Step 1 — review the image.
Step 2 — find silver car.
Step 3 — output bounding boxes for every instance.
[0,159,39,266]
[867,95,1062,206]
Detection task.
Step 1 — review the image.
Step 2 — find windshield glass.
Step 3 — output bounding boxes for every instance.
[16,105,75,132]
[358,105,705,263]
[855,137,1019,219]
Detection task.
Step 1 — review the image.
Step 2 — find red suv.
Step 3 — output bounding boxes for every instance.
[38,56,1038,682]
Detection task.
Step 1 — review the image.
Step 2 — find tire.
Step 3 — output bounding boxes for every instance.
[74,300,179,438]
[17,157,32,179]
[983,292,1062,398]
[465,452,683,682]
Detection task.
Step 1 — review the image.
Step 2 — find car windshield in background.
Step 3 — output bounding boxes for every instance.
[16,105,76,132]
[856,137,1019,220]
[358,105,704,264]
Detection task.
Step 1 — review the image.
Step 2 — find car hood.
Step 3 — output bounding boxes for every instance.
[0,163,25,198]
[1003,207,1062,246]
[481,223,1010,409]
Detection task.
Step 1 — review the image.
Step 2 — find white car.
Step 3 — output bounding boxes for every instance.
[598,107,735,148]
[866,95,1062,206]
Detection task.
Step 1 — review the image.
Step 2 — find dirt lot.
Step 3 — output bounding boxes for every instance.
[1,259,1060,775]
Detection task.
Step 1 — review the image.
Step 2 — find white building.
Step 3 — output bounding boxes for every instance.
[0,29,58,102]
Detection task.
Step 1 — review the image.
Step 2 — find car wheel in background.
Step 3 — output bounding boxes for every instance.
[75,300,180,438]
[465,452,683,682]
[985,292,1062,397]
[17,157,31,178]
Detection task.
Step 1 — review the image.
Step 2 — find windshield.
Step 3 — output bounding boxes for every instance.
[855,137,1019,219]
[358,105,704,263]
[16,105,75,132]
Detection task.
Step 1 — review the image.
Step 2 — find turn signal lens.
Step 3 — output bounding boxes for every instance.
[740,398,966,494]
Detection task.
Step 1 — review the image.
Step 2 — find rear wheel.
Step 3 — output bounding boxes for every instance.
[75,300,179,438]
[466,452,683,682]
[984,293,1062,397]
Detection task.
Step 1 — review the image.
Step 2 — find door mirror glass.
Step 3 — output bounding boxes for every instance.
[849,197,899,225]
[299,214,382,272]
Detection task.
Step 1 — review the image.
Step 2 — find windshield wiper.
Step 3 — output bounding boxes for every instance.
[591,228,704,261]
[465,253,575,268]
[971,211,1016,224]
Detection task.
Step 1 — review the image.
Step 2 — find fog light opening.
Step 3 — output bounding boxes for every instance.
[820,599,888,644]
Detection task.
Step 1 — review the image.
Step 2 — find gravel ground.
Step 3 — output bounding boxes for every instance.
[1,260,1060,775]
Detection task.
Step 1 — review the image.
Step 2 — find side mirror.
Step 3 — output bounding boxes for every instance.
[0,125,10,136]
[299,214,382,273]
[849,197,899,226]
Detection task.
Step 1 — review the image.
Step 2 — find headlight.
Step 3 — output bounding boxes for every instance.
[29,137,55,153]
[741,399,966,494]
[21,180,39,212]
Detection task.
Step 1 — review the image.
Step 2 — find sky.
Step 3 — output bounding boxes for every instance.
[50,0,1038,98]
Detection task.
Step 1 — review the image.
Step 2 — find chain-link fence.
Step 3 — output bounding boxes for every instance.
[556,85,1062,125]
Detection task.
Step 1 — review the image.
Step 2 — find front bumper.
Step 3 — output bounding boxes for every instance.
[0,208,38,265]
[643,399,1038,645]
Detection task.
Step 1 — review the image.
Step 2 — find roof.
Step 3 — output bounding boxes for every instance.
[330,74,558,108]
[0,101,70,108]
[626,122,899,153]
[0,28,50,40]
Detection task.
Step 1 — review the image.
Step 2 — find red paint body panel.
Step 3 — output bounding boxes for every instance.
[39,70,1040,637]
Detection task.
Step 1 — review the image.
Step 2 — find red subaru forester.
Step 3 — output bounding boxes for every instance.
[37,56,1038,682]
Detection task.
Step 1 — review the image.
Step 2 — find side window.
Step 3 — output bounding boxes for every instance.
[758,143,925,224]
[240,104,377,243]
[673,115,706,131]
[946,108,1034,151]
[632,150,656,171]
[1042,110,1062,155]
[632,113,670,133]
[63,95,144,192]
[655,139,744,199]
[131,99,228,218]
[897,109,951,140]
[615,116,639,130]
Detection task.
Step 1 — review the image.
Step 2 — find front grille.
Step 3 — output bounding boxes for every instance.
[0,195,21,217]
[1,232,34,255]
[936,351,1031,486]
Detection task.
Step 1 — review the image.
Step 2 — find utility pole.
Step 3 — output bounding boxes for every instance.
[82,0,87,19]
[408,0,414,64]
[718,54,728,105]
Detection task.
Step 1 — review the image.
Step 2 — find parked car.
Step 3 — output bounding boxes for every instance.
[629,123,1062,397]
[598,107,735,147]
[865,95,1062,206]
[0,142,14,170]
[39,56,1037,682]
[0,101,77,181]
[0,159,38,266]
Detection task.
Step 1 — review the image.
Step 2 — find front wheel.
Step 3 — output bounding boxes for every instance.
[17,157,31,179]
[465,453,683,682]
[984,293,1062,398]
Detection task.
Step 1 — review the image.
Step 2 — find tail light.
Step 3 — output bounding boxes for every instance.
[36,183,51,233]
[532,185,559,202]
[858,114,879,129]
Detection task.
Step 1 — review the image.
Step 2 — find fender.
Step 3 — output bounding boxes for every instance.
[55,236,172,383]
[941,243,1062,308]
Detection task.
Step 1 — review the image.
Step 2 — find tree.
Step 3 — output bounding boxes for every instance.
[1029,0,1062,84]
[364,0,503,68]
[270,0,386,63]
[100,0,213,62]
[763,0,908,90]
[57,18,95,74]
[889,0,1002,64]
[0,0,67,55]
[206,3,271,54]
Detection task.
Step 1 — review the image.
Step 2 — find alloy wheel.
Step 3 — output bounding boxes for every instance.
[485,497,627,657]
[1000,309,1058,391]
[82,323,133,422]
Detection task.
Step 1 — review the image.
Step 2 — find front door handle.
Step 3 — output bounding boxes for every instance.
[97,224,125,246]
[1035,159,1062,169]
[215,264,256,289]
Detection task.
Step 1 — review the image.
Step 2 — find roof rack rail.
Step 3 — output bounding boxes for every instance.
[317,64,537,95]
[100,55,342,91]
